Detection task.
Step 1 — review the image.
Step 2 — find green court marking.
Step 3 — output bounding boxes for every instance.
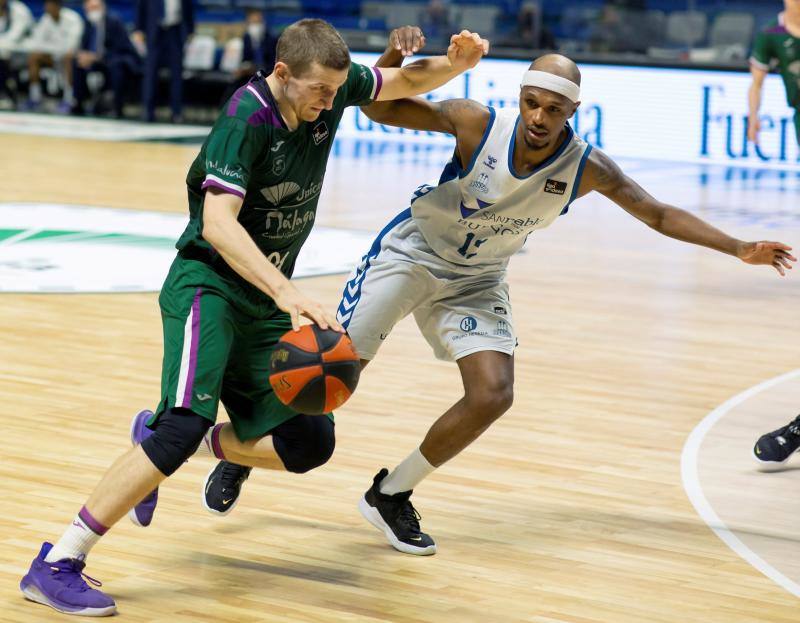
[0,229,24,242]
[7,229,176,248]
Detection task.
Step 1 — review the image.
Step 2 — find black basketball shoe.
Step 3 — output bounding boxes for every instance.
[753,414,800,471]
[202,461,252,515]
[358,469,436,556]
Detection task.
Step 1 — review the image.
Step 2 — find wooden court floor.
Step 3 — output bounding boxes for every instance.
[1,133,799,622]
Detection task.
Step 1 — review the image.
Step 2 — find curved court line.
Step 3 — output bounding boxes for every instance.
[681,368,800,598]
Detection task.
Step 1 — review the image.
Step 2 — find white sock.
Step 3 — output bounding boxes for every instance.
[379,447,436,495]
[29,81,42,102]
[194,423,226,459]
[45,508,105,562]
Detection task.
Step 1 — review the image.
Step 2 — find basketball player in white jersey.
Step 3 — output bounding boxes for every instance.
[201,29,795,555]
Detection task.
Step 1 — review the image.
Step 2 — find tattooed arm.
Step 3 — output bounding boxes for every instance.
[576,149,795,275]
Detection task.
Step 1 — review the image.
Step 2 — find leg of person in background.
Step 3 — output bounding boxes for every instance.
[0,57,11,107]
[57,52,75,114]
[69,56,88,115]
[141,29,161,122]
[106,58,128,118]
[24,52,48,110]
[165,25,184,123]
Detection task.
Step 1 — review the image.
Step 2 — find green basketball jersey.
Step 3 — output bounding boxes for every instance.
[179,62,383,282]
[750,12,800,107]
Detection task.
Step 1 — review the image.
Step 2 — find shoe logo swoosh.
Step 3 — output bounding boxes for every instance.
[222,498,233,505]
[755,446,761,455]
[409,536,423,541]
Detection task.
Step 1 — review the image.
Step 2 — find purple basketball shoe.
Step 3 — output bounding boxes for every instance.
[20,542,116,616]
[128,410,158,527]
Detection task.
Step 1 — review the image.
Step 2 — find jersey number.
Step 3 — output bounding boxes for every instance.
[457,233,487,259]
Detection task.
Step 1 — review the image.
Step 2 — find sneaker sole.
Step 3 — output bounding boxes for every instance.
[20,582,116,617]
[129,411,156,527]
[357,495,436,556]
[201,464,241,516]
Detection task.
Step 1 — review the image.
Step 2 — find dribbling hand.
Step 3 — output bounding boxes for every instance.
[273,281,344,332]
[737,241,796,276]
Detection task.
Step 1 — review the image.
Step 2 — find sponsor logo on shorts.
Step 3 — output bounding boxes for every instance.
[196,393,213,401]
[460,316,478,332]
[544,178,567,195]
[494,320,511,337]
[452,316,488,342]
[494,306,507,315]
[312,122,329,145]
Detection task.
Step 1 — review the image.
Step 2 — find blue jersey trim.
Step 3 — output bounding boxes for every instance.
[458,106,496,179]
[508,121,575,180]
[560,144,593,216]
[336,208,412,330]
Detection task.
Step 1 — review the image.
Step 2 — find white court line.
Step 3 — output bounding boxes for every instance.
[681,368,800,598]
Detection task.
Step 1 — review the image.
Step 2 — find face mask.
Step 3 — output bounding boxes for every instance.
[87,9,103,24]
[247,24,264,41]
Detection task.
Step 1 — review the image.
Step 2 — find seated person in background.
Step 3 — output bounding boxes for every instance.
[242,7,276,74]
[70,0,140,118]
[22,0,83,113]
[419,0,451,44]
[0,0,34,106]
[498,3,555,50]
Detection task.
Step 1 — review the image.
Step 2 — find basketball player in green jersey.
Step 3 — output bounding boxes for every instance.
[748,0,800,146]
[19,19,489,616]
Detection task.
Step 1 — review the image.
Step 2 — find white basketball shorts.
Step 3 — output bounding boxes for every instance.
[336,209,516,362]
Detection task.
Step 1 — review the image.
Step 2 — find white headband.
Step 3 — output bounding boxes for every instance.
[520,70,581,103]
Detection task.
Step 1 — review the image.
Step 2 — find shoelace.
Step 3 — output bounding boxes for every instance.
[49,561,103,591]
[396,501,423,536]
[220,463,250,491]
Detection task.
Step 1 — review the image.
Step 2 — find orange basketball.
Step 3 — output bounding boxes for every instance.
[269,325,361,415]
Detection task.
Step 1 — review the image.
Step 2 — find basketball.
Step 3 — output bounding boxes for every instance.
[269,325,361,415]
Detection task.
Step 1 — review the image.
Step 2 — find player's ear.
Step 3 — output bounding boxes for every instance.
[273,61,291,84]
[569,101,581,119]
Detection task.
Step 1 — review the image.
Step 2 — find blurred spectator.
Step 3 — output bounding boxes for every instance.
[420,0,451,42]
[70,0,140,118]
[241,8,276,74]
[22,0,83,113]
[589,4,632,53]
[0,0,34,106]
[134,0,194,123]
[498,3,555,50]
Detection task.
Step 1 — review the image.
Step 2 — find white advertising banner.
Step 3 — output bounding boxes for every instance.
[341,52,799,169]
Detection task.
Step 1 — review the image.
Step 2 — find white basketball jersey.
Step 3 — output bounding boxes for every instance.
[411,107,593,267]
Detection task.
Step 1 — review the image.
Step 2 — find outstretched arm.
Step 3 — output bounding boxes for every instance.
[374,30,489,102]
[361,27,490,141]
[578,149,796,276]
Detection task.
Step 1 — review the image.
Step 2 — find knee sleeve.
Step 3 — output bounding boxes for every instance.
[141,408,212,476]
[272,415,335,474]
